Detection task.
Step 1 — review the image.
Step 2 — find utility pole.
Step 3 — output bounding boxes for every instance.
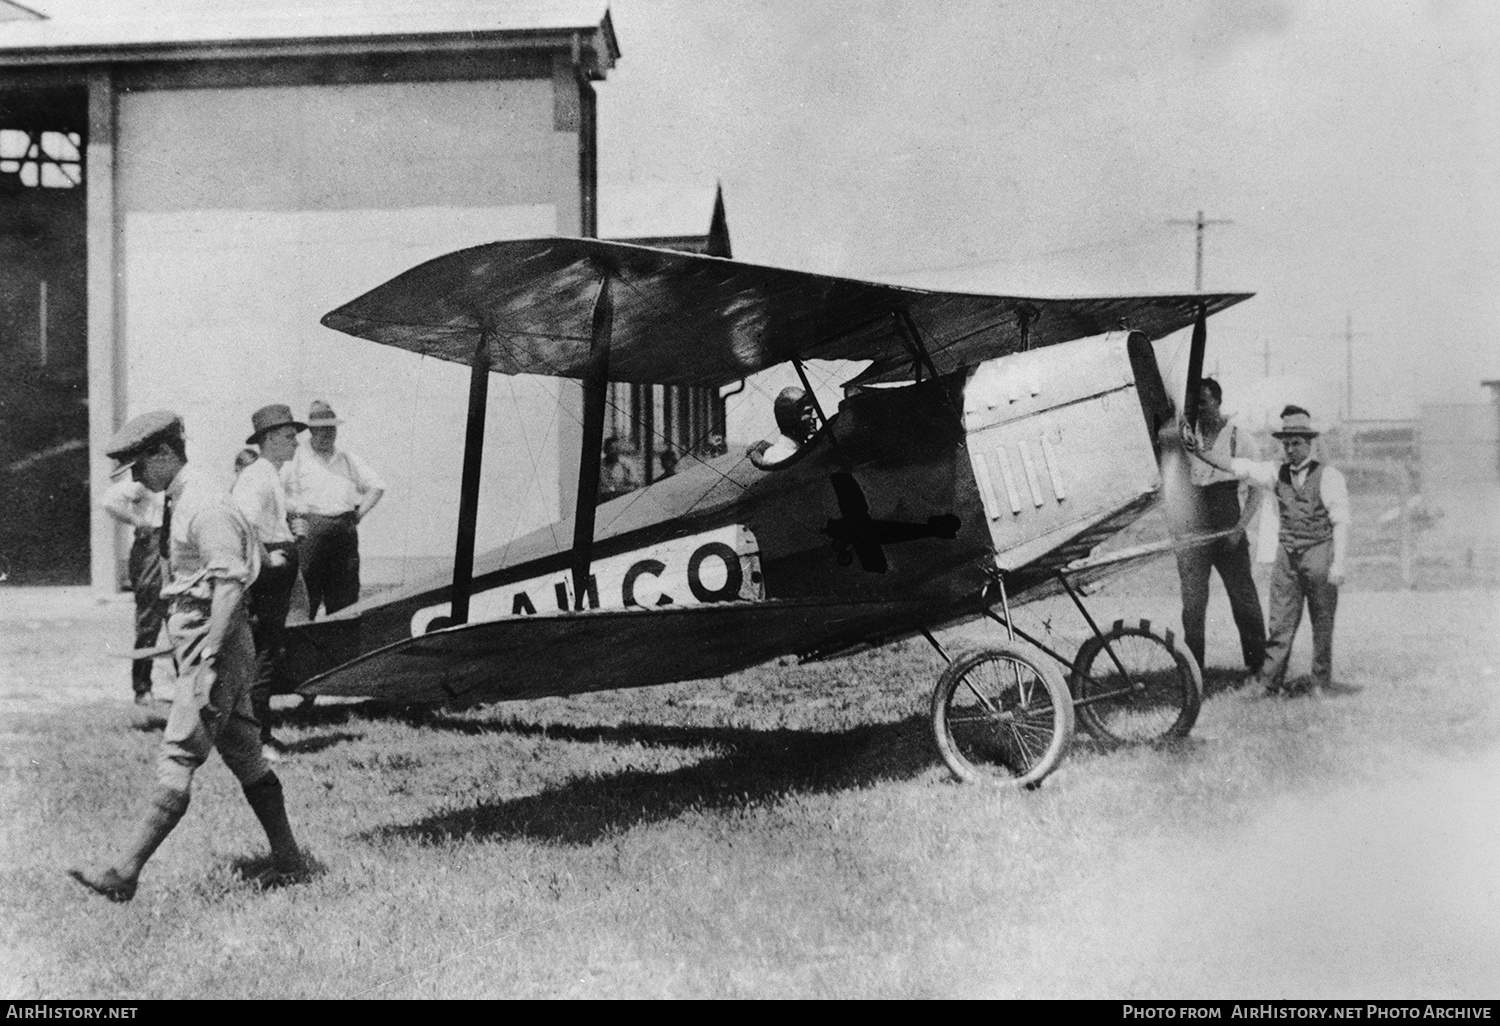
[1263,338,1271,378]
[1168,209,1234,292]
[1345,313,1353,423]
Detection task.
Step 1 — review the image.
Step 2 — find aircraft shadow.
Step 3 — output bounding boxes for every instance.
[281,730,363,756]
[370,714,936,847]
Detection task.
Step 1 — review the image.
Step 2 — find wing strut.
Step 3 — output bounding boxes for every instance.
[893,309,942,383]
[1182,302,1208,429]
[570,271,613,609]
[450,328,492,624]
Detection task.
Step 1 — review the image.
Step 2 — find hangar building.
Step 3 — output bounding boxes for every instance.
[0,1,727,593]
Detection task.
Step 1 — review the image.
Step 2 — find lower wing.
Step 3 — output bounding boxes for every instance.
[298,597,939,706]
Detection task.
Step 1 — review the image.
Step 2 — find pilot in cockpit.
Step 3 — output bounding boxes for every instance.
[759,386,819,466]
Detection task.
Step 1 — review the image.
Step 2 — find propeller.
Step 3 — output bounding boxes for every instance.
[1182,302,1207,430]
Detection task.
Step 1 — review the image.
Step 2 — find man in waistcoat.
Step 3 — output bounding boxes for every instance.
[1186,405,1358,697]
[1175,378,1267,676]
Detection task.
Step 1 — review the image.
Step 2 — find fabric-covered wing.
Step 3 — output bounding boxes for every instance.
[321,236,1252,387]
[299,598,937,706]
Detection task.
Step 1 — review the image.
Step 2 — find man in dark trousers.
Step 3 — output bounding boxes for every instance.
[233,404,306,759]
[1187,405,1357,697]
[100,473,168,703]
[70,410,309,901]
[283,400,385,618]
[1175,378,1267,676]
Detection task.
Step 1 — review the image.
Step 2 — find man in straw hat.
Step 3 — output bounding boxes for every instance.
[234,404,306,759]
[1186,405,1358,697]
[283,399,385,619]
[70,410,308,901]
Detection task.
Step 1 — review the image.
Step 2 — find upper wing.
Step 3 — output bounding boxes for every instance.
[321,236,1252,387]
[299,597,935,706]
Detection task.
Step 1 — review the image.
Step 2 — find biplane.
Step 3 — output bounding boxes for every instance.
[283,236,1251,787]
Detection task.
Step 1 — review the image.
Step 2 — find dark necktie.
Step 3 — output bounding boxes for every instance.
[159,497,172,562]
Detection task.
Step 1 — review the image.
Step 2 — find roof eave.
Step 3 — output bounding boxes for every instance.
[0,24,617,73]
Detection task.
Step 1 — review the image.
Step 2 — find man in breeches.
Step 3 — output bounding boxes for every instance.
[70,410,310,902]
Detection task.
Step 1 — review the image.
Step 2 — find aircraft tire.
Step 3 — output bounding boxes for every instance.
[930,640,1073,787]
[1069,620,1202,749]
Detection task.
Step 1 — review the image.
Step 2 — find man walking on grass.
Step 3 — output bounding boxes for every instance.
[1186,405,1359,698]
[70,410,309,901]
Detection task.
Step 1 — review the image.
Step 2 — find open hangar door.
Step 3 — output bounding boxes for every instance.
[0,84,88,585]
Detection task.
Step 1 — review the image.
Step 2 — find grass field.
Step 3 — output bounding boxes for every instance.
[2,583,1498,999]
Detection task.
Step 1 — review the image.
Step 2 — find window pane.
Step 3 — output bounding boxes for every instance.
[40,131,80,162]
[0,128,29,158]
[39,162,78,188]
[19,161,37,186]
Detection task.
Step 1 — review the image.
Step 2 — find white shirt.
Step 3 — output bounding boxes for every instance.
[1186,418,1253,487]
[160,464,261,603]
[760,434,802,466]
[101,478,164,530]
[1230,457,1350,526]
[282,445,386,517]
[232,457,296,545]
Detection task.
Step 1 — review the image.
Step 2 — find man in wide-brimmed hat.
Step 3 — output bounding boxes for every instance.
[282,399,385,618]
[233,404,306,759]
[70,409,308,902]
[1187,405,1357,697]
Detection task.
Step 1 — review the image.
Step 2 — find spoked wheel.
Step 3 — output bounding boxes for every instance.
[1070,620,1202,748]
[931,640,1074,786]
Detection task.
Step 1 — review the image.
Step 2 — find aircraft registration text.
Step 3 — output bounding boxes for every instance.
[410,525,764,636]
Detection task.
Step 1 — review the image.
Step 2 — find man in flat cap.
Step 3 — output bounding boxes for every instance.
[1187,405,1357,698]
[283,400,385,619]
[233,404,306,758]
[70,410,308,901]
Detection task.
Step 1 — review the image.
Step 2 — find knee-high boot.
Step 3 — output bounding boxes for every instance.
[68,787,190,902]
[242,772,308,879]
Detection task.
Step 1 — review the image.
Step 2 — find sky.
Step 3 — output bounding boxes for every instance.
[596,0,1500,427]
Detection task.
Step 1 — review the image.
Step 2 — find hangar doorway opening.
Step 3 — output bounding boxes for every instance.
[0,86,88,584]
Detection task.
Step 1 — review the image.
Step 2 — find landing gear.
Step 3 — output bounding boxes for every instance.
[1070,620,1201,748]
[930,640,1073,787]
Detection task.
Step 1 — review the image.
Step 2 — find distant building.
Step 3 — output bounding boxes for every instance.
[1412,389,1500,581]
[0,2,619,588]
[600,183,731,486]
[1420,401,1500,490]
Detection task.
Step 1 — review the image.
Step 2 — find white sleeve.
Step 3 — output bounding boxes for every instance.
[1319,466,1351,526]
[101,480,145,527]
[280,452,307,514]
[344,451,387,494]
[1229,458,1279,491]
[231,467,268,532]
